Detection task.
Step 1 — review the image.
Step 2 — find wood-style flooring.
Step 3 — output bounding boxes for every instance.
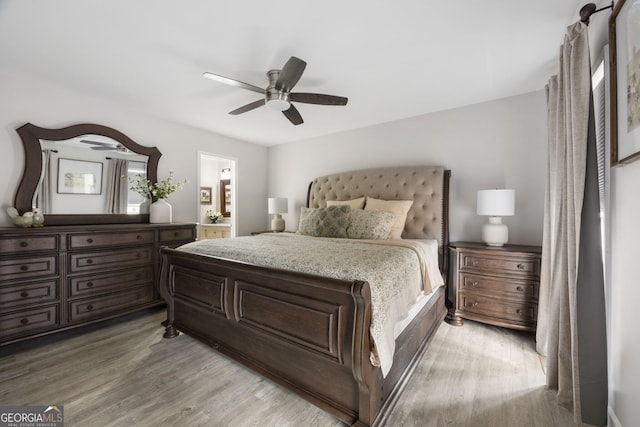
[0,308,579,426]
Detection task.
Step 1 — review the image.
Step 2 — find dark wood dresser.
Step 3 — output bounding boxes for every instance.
[0,223,196,346]
[448,241,542,331]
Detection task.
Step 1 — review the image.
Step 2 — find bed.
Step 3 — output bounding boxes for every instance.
[158,166,450,426]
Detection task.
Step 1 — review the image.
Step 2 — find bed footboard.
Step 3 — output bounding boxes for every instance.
[159,247,445,426]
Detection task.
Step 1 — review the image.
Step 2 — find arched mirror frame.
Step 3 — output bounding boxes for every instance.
[14,122,161,226]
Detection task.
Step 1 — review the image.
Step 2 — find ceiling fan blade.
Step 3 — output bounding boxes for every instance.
[203,72,266,95]
[290,93,348,106]
[229,99,266,115]
[275,56,306,92]
[282,104,304,125]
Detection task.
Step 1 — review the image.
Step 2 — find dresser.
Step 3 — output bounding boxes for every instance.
[448,241,542,331]
[0,223,196,346]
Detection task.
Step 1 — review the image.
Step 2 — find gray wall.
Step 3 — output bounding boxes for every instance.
[267,90,547,246]
[0,68,268,236]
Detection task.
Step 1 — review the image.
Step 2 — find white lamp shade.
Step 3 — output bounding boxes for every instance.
[268,197,288,214]
[477,189,515,216]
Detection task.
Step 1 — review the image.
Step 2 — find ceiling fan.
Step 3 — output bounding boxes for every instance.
[203,56,348,125]
[81,139,131,153]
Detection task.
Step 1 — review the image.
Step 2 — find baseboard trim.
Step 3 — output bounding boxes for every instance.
[608,405,622,427]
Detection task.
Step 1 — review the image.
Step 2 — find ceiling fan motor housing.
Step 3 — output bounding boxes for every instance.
[266,69,291,111]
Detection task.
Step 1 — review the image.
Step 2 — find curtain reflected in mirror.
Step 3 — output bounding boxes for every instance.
[105,158,128,214]
[32,137,149,215]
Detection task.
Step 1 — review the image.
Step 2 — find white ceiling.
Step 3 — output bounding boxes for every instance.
[0,0,587,146]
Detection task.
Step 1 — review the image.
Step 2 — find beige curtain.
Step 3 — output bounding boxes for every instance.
[536,22,607,426]
[34,149,52,213]
[106,158,129,214]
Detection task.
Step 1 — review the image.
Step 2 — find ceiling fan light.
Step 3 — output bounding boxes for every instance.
[266,98,290,111]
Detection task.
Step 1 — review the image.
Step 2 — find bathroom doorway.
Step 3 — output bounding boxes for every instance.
[197,151,237,239]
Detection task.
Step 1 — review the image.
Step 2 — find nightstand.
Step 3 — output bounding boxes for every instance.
[447,241,542,331]
[199,223,231,239]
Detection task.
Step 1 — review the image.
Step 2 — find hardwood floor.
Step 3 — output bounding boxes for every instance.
[0,308,579,426]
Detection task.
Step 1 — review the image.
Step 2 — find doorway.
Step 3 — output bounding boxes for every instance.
[197,151,237,239]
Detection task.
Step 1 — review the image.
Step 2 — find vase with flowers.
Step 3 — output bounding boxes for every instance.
[205,210,224,224]
[130,171,188,223]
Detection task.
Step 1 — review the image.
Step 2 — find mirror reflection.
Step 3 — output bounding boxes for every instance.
[36,136,149,215]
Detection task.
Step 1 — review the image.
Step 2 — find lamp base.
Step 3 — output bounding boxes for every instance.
[271,214,285,232]
[482,217,508,246]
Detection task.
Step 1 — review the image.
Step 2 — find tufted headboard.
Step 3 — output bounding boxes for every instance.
[306,166,451,271]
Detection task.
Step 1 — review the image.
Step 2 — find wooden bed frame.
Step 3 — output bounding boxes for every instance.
[158,166,450,426]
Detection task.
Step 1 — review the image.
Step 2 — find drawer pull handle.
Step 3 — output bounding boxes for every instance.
[517,263,525,269]
[87,238,94,244]
[86,282,94,288]
[86,304,94,311]
[516,309,522,314]
[136,235,142,240]
[472,281,479,287]
[472,260,480,266]
[516,286,523,292]
[19,241,28,248]
[20,265,28,271]
[20,291,29,298]
[21,318,29,325]
[471,302,478,307]
[174,232,180,237]
[86,259,93,265]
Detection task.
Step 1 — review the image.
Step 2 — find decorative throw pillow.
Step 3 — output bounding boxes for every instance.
[347,209,397,240]
[364,197,414,239]
[326,197,365,210]
[296,205,351,238]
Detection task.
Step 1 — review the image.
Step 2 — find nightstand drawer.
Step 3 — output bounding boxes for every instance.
[461,253,539,277]
[200,227,231,239]
[459,273,538,299]
[459,294,537,324]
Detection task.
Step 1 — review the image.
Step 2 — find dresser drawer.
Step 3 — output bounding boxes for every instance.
[459,294,537,325]
[0,305,59,337]
[69,267,153,297]
[68,247,153,273]
[0,280,58,308]
[69,230,155,249]
[0,235,59,254]
[459,273,538,300]
[68,286,155,321]
[0,256,58,281]
[460,253,539,277]
[160,227,196,244]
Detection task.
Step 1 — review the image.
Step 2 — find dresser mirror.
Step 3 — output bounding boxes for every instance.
[14,123,161,225]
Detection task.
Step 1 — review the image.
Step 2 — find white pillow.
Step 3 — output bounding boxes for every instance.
[364,197,413,239]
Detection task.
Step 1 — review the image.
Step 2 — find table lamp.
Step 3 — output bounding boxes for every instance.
[268,197,288,232]
[477,189,515,246]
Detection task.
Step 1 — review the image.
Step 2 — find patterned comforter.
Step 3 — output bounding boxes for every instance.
[176,233,443,376]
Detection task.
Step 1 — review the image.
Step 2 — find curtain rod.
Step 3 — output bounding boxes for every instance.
[579,1,614,25]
